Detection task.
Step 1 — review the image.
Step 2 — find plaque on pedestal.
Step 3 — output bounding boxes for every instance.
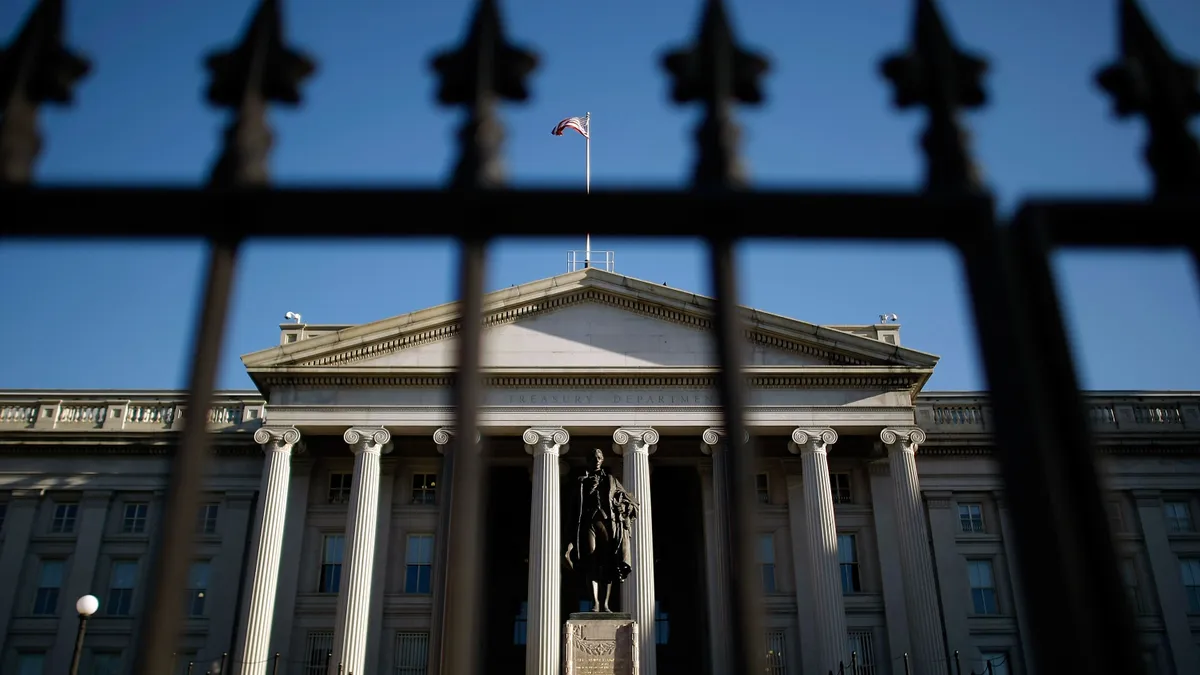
[563,613,639,675]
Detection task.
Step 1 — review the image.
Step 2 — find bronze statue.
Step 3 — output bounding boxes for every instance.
[564,447,640,612]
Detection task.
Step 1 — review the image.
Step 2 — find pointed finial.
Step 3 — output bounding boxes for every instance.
[431,0,538,190]
[662,0,769,191]
[204,0,316,187]
[881,0,989,194]
[1096,0,1200,197]
[0,0,91,184]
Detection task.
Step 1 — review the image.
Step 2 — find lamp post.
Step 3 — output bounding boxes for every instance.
[69,594,99,675]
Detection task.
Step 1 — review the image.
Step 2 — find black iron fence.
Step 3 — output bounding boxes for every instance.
[1,0,1197,674]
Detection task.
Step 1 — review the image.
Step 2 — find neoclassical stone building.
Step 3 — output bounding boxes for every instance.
[0,268,1197,675]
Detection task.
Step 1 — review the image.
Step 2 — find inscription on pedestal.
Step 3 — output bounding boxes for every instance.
[563,615,638,675]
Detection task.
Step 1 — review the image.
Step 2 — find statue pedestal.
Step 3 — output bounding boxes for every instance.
[563,613,639,675]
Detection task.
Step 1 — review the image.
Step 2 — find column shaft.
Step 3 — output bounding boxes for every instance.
[883,428,946,675]
[331,428,390,675]
[524,428,568,675]
[238,428,300,675]
[616,428,659,675]
[792,429,847,672]
[701,430,734,675]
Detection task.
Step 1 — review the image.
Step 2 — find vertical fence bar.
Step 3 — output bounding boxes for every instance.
[133,237,240,675]
[441,235,488,675]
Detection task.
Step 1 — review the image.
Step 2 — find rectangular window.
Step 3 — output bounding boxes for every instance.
[837,534,861,593]
[847,631,876,674]
[328,473,352,504]
[51,503,78,533]
[33,560,64,615]
[186,561,210,617]
[404,534,434,594]
[654,601,670,645]
[830,473,851,504]
[304,631,333,675]
[319,534,344,593]
[17,653,45,675]
[393,632,430,675]
[411,473,437,505]
[758,534,777,594]
[196,503,219,534]
[764,630,787,675]
[979,651,1010,675]
[92,652,122,675]
[958,502,985,533]
[968,560,999,615]
[755,473,770,504]
[122,503,148,534]
[1119,558,1141,613]
[512,601,528,645]
[1180,558,1200,614]
[1164,501,1193,533]
[107,560,138,616]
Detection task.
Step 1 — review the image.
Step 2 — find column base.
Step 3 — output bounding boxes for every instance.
[563,615,639,675]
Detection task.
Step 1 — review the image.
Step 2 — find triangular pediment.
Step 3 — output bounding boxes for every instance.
[242,269,939,373]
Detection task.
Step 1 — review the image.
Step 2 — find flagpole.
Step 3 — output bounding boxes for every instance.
[585,111,591,267]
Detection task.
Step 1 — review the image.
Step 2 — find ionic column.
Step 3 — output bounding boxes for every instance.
[613,427,659,675]
[788,428,848,672]
[428,427,481,675]
[236,427,302,675]
[523,427,570,675]
[881,427,945,675]
[330,427,392,675]
[700,428,740,675]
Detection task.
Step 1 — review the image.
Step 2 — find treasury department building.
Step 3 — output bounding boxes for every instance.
[0,268,1198,675]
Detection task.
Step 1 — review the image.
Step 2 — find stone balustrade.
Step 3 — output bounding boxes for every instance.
[0,391,266,433]
[916,392,1200,435]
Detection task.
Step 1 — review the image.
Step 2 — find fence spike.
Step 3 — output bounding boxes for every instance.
[431,0,538,190]
[880,0,989,194]
[1096,0,1200,197]
[661,0,768,191]
[204,0,315,187]
[0,0,90,184]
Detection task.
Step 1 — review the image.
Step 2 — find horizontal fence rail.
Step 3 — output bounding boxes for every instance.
[1,0,1198,674]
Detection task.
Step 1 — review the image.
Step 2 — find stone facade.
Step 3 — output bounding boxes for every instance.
[0,268,1197,675]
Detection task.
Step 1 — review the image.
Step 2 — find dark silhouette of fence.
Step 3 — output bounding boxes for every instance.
[1,0,1195,674]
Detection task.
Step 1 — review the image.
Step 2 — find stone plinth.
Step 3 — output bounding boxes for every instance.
[563,613,639,675]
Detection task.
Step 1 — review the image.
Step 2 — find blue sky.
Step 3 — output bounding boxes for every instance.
[0,0,1197,393]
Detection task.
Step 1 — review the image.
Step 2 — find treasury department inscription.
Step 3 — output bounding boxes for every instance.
[504,391,716,406]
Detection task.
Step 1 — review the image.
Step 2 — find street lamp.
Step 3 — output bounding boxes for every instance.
[69,594,99,675]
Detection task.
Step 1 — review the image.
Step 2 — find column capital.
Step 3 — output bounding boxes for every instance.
[787,428,838,455]
[880,427,927,449]
[343,427,392,454]
[700,427,748,454]
[523,427,569,455]
[432,427,481,453]
[253,426,302,452]
[612,427,659,455]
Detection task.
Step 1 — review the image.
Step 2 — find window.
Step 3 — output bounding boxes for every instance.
[319,534,344,593]
[51,503,78,533]
[303,631,333,675]
[33,560,64,615]
[17,653,45,675]
[837,534,861,593]
[513,601,528,645]
[404,534,434,594]
[196,503,218,534]
[958,503,985,533]
[0,502,7,531]
[654,600,669,644]
[186,562,210,616]
[968,560,999,615]
[107,560,138,616]
[122,503,148,533]
[393,632,429,675]
[1119,558,1141,613]
[328,473,352,504]
[755,473,769,504]
[847,631,877,674]
[979,651,1010,675]
[411,473,437,505]
[1164,501,1193,533]
[1181,558,1200,614]
[92,652,122,675]
[758,534,776,594]
[764,630,787,675]
[830,473,851,504]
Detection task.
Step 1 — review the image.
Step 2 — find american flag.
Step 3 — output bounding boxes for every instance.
[551,115,589,139]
